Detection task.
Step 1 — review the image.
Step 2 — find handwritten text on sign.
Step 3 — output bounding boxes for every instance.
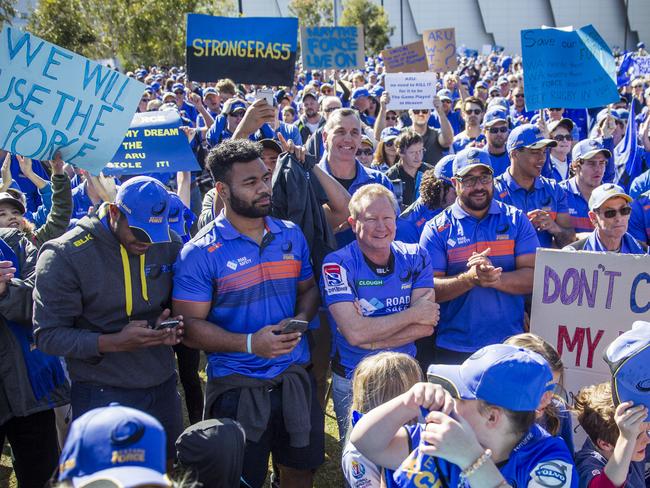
[422,28,457,73]
[300,26,364,70]
[385,72,437,111]
[0,27,144,174]
[531,249,650,397]
[381,41,429,73]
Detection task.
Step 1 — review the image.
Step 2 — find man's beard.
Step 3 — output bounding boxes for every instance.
[460,188,492,211]
[230,191,271,218]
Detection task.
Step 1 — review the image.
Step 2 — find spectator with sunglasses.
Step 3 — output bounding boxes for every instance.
[357,136,376,167]
[452,97,487,153]
[408,98,453,167]
[564,184,647,253]
[429,90,463,135]
[372,127,401,173]
[545,118,575,183]
[509,87,535,124]
[305,95,342,163]
[482,108,511,176]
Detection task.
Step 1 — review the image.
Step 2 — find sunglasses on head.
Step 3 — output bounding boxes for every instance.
[465,109,482,115]
[598,206,632,219]
[412,109,428,114]
[488,126,508,134]
[356,149,373,156]
[553,134,573,142]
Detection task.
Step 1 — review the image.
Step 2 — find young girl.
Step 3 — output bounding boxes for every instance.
[342,352,423,488]
[505,333,575,454]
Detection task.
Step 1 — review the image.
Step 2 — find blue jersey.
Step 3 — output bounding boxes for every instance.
[320,240,434,378]
[452,133,486,153]
[559,178,593,234]
[172,212,313,379]
[71,180,96,219]
[400,199,444,239]
[494,171,570,248]
[630,168,650,199]
[419,200,539,352]
[398,423,577,488]
[565,231,647,254]
[575,438,645,488]
[629,192,650,245]
[488,151,511,177]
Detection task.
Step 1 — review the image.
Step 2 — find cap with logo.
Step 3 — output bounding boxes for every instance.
[161,92,176,103]
[571,138,612,162]
[588,183,632,211]
[171,83,185,93]
[427,344,553,411]
[437,89,453,101]
[167,192,195,238]
[482,107,508,127]
[351,87,370,101]
[202,87,218,98]
[380,127,401,143]
[506,124,557,153]
[434,155,455,183]
[497,76,508,86]
[360,135,375,148]
[224,99,247,115]
[547,117,574,134]
[115,176,171,243]
[0,192,26,215]
[604,321,650,420]
[58,403,169,488]
[452,148,493,177]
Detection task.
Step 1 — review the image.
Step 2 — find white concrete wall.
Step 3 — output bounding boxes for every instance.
[627,0,650,50]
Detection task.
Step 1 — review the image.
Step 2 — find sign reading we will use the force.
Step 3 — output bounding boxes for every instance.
[531,249,650,397]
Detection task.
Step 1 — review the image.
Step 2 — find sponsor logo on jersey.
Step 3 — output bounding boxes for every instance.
[437,223,450,233]
[531,460,571,488]
[447,238,456,247]
[358,298,384,315]
[207,242,222,253]
[226,260,238,271]
[237,256,252,267]
[358,279,383,286]
[323,263,351,295]
[351,460,366,479]
[496,234,510,240]
[283,254,295,260]
[457,236,470,245]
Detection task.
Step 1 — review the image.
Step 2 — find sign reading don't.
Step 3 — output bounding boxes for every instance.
[0,26,144,175]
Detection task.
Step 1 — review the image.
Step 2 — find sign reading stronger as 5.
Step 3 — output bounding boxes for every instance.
[185,14,298,86]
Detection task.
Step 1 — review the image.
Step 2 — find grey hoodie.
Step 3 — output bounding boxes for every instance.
[33,204,183,389]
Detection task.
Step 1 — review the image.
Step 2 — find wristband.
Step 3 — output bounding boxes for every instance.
[459,449,492,483]
[246,333,253,354]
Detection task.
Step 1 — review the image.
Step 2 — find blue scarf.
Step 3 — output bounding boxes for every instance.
[0,238,66,402]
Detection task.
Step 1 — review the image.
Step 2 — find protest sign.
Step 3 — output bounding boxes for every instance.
[633,55,650,76]
[521,25,619,110]
[0,26,144,175]
[384,72,437,110]
[381,41,429,73]
[300,26,364,70]
[104,111,200,176]
[531,249,650,399]
[186,14,298,86]
[422,28,457,72]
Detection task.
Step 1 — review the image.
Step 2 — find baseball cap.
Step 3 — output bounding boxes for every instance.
[437,89,453,101]
[548,117,574,134]
[171,83,185,93]
[351,87,370,100]
[427,344,553,411]
[596,108,623,125]
[259,138,282,153]
[167,192,194,238]
[161,92,175,103]
[202,87,218,98]
[475,80,488,90]
[301,89,318,102]
[497,76,508,85]
[482,107,508,127]
[588,183,632,211]
[0,191,26,214]
[370,85,384,98]
[224,99,247,115]
[115,176,171,243]
[58,404,169,488]
[433,155,455,183]
[452,148,493,177]
[571,138,612,162]
[604,321,650,419]
[150,82,161,92]
[381,127,401,143]
[506,124,557,153]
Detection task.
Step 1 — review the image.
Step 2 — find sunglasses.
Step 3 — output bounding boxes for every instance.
[549,108,563,111]
[384,140,395,147]
[412,109,429,114]
[356,149,373,156]
[553,134,573,142]
[598,206,632,219]
[323,107,339,113]
[488,126,509,134]
[514,94,525,98]
[465,109,482,115]
[386,115,398,121]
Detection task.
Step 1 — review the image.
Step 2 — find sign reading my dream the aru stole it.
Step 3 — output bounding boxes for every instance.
[105,111,200,176]
[186,14,298,86]
[0,26,144,175]
[530,249,650,398]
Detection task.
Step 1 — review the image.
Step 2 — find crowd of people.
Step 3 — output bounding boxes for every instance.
[0,39,649,488]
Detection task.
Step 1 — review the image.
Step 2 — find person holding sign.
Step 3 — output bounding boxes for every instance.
[563,184,647,253]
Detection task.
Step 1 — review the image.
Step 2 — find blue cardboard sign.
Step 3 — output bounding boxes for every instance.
[0,26,144,174]
[186,14,298,85]
[300,26,364,70]
[105,111,200,176]
[521,25,619,110]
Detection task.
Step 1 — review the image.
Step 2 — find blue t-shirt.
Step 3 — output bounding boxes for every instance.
[320,240,434,377]
[629,192,650,245]
[71,180,96,219]
[559,177,593,234]
[419,200,539,352]
[452,133,486,153]
[400,199,444,239]
[398,423,577,488]
[494,171,570,248]
[575,438,645,488]
[172,212,313,379]
[489,151,511,177]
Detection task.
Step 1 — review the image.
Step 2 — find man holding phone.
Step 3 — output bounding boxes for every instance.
[173,139,322,488]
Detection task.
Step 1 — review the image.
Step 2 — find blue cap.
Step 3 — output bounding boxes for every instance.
[434,155,455,183]
[437,89,453,101]
[507,124,557,153]
[605,321,650,419]
[497,76,508,85]
[452,148,493,176]
[225,100,247,115]
[162,91,176,102]
[370,85,384,98]
[58,404,169,487]
[427,344,553,411]
[487,96,508,109]
[588,183,632,211]
[351,87,370,100]
[571,138,612,162]
[115,176,171,243]
[167,193,195,239]
[483,107,508,127]
[596,108,624,125]
[171,83,185,93]
[475,80,488,90]
[203,87,218,98]
[380,127,401,142]
[150,82,161,92]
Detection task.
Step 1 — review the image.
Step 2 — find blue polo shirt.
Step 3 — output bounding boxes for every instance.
[494,170,570,248]
[451,133,486,153]
[488,151,510,177]
[559,177,594,233]
[320,240,434,378]
[172,211,313,379]
[419,199,539,352]
[629,192,650,244]
[565,231,647,254]
[400,198,444,239]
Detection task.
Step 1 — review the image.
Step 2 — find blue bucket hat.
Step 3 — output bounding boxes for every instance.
[115,176,171,243]
[452,148,493,177]
[427,344,553,411]
[507,124,557,153]
[58,403,169,487]
[604,321,650,419]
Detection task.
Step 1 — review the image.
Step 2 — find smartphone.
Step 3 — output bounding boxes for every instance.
[255,89,275,106]
[279,319,309,335]
[156,319,180,330]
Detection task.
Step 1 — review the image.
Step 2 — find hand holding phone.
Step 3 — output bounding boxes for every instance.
[278,319,309,335]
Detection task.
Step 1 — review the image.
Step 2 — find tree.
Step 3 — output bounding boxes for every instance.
[0,0,15,27]
[340,0,393,56]
[288,0,332,27]
[27,0,97,56]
